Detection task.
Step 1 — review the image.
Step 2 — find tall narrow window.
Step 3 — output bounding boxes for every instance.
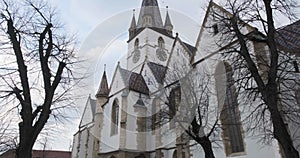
[215,62,245,156]
[212,24,219,35]
[169,86,181,129]
[158,37,165,49]
[156,37,167,61]
[151,99,159,131]
[293,61,299,73]
[134,38,139,50]
[111,99,119,135]
[172,150,185,158]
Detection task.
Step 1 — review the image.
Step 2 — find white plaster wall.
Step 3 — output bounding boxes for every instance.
[125,92,139,150]
[160,128,177,149]
[99,95,121,153]
[78,130,87,158]
[87,131,94,158]
[71,133,79,158]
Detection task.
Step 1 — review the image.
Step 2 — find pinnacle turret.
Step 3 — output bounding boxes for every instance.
[96,69,109,98]
[129,10,137,39]
[164,7,173,35]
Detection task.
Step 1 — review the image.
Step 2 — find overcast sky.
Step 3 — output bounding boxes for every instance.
[44,0,299,151]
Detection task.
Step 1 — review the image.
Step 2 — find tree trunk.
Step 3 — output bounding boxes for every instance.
[17,123,34,158]
[196,136,215,158]
[266,87,299,158]
[272,115,299,158]
[17,146,32,158]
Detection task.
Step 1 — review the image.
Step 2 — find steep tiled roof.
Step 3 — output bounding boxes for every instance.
[129,72,149,95]
[119,67,131,83]
[275,20,300,56]
[119,67,149,95]
[148,62,167,84]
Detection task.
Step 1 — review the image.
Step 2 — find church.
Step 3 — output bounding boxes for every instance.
[71,0,300,158]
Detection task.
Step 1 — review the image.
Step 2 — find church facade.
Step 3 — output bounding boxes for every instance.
[71,1,300,158]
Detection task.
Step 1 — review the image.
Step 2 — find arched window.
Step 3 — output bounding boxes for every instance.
[111,99,119,135]
[172,150,185,158]
[215,61,245,156]
[151,98,158,131]
[158,37,165,49]
[169,86,181,129]
[134,38,139,50]
[173,150,177,158]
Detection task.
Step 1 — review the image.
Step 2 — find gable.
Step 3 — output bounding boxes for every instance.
[79,96,96,128]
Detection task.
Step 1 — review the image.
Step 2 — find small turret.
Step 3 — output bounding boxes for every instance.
[96,67,109,98]
[164,6,173,35]
[93,69,108,156]
[129,9,137,39]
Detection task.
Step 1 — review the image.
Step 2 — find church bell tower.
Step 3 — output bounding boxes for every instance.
[127,0,174,72]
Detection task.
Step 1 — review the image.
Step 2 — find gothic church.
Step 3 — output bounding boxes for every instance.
[71,1,300,158]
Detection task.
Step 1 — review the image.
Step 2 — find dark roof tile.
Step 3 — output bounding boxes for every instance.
[275,20,300,56]
[147,62,167,84]
[119,67,149,95]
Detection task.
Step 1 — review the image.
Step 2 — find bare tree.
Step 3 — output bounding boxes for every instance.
[0,0,79,157]
[154,61,220,158]
[0,116,18,153]
[206,0,300,157]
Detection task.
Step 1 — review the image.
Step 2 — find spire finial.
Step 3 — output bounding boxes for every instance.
[104,64,106,71]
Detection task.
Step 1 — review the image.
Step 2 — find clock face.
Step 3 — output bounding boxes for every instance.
[156,48,167,61]
[132,50,141,63]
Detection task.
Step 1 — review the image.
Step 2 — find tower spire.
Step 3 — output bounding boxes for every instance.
[142,0,159,6]
[137,0,163,29]
[164,6,173,35]
[96,67,109,98]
